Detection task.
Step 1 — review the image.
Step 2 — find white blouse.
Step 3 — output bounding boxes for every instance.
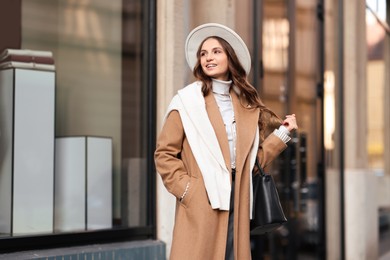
[212,79,237,169]
[211,79,291,170]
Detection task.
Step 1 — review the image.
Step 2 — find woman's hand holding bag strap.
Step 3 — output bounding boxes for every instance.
[250,157,287,235]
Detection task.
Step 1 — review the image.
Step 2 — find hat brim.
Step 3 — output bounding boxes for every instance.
[185,23,251,75]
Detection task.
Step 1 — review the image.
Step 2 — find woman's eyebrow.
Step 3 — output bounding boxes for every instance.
[201,47,223,52]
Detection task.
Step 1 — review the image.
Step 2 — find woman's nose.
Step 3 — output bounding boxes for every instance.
[206,54,214,61]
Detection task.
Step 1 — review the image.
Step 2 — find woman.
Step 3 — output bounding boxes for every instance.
[155,23,297,260]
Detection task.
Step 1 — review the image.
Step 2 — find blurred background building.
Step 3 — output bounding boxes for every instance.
[0,0,389,259]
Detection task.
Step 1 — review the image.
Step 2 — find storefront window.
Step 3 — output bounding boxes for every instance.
[366,0,386,170]
[263,18,289,71]
[0,0,154,241]
[255,1,325,258]
[366,0,390,257]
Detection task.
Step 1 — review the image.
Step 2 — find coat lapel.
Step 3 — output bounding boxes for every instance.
[230,89,260,171]
[204,93,232,172]
[204,88,260,172]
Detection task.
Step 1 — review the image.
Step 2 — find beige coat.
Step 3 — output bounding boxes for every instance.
[155,88,287,260]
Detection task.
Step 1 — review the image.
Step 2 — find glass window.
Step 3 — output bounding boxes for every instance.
[254,1,324,259]
[366,0,387,170]
[263,18,289,71]
[0,0,153,240]
[366,0,390,257]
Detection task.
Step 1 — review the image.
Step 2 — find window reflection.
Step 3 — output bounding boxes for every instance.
[324,70,335,151]
[263,18,289,71]
[366,1,386,169]
[16,0,147,236]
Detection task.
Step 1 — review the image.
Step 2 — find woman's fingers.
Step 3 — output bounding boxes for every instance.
[282,114,298,131]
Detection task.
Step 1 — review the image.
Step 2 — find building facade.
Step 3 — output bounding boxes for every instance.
[0,0,389,259]
[156,0,390,259]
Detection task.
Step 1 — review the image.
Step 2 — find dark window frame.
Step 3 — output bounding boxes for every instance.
[0,0,157,253]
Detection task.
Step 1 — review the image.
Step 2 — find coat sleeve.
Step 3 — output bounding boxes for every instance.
[257,132,287,169]
[154,110,190,200]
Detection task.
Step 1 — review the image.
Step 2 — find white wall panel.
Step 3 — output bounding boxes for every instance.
[13,69,55,235]
[54,137,86,232]
[87,137,112,230]
[54,136,112,231]
[0,69,14,234]
[0,69,55,235]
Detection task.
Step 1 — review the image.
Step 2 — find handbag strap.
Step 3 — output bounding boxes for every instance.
[255,157,266,177]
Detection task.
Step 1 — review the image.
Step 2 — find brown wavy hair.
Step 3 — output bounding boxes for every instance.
[193,36,281,139]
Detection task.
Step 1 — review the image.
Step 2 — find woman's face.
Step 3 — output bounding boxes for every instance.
[199,38,229,81]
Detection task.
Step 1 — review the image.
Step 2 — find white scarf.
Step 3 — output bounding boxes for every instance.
[165,81,258,215]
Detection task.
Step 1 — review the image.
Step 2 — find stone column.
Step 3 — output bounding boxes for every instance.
[345,170,378,260]
[156,0,188,257]
[190,0,235,29]
[343,1,367,169]
[343,0,378,259]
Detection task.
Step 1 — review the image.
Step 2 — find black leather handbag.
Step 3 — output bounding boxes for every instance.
[250,158,287,235]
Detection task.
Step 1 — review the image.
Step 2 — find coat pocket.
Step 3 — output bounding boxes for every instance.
[179,176,199,208]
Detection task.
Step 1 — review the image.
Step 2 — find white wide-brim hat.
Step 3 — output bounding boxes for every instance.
[185,23,251,75]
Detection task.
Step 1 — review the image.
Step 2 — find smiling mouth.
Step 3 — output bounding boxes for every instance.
[206,64,216,68]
